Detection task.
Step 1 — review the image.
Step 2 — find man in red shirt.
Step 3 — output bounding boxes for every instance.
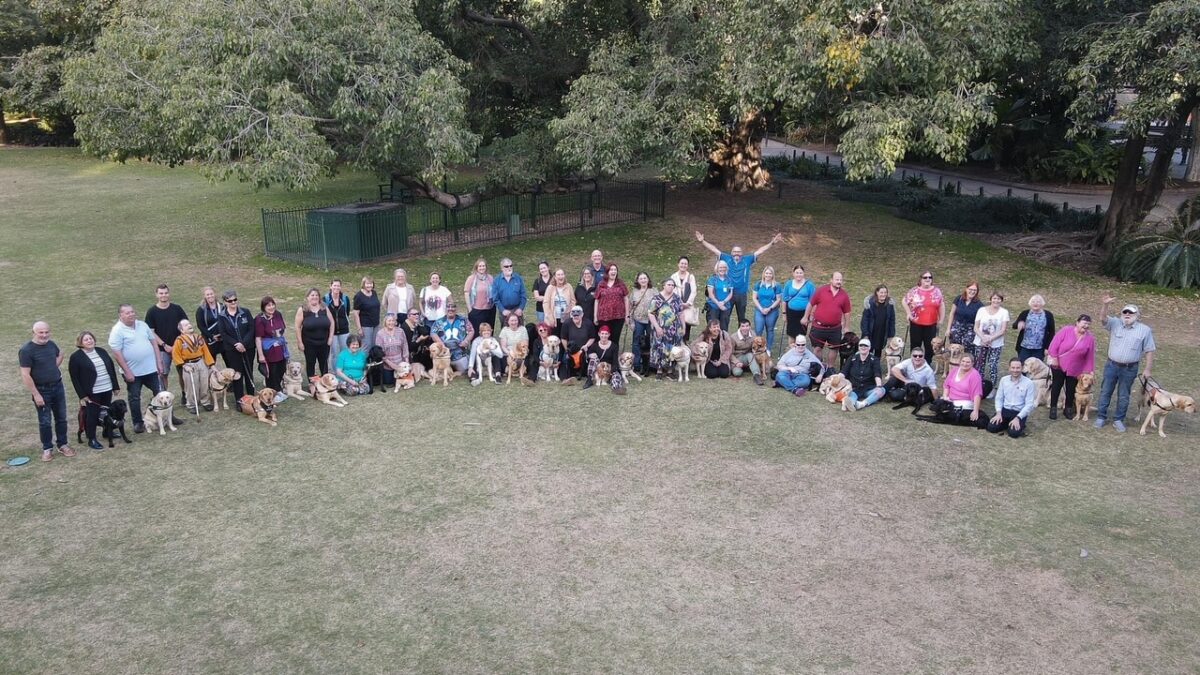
[801,272,851,366]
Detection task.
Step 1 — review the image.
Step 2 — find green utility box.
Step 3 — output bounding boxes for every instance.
[308,202,408,263]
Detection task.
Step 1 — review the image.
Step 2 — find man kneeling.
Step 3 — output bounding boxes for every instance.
[988,358,1037,438]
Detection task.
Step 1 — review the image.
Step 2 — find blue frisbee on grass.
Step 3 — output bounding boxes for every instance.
[7,456,31,467]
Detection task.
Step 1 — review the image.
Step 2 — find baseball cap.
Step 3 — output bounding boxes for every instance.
[570,305,583,314]
[794,335,807,345]
[858,338,871,347]
[1121,304,1139,314]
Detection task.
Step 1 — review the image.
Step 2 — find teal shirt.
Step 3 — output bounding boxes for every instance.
[335,348,368,381]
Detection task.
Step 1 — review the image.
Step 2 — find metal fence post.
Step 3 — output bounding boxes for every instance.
[642,182,649,221]
[531,193,538,230]
[261,208,269,257]
[319,218,329,272]
[579,191,586,231]
[660,183,666,216]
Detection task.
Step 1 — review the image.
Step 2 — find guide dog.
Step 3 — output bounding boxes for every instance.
[365,346,387,391]
[1074,372,1094,421]
[914,399,987,429]
[930,337,950,376]
[77,399,132,448]
[883,336,905,372]
[837,331,859,369]
[819,373,851,404]
[281,361,312,400]
[238,387,279,427]
[1136,376,1196,438]
[142,391,177,436]
[539,335,562,382]
[208,368,241,412]
[428,342,455,386]
[506,343,530,384]
[595,361,613,387]
[751,336,773,375]
[392,362,418,391]
[690,341,710,379]
[1023,357,1052,407]
[619,351,643,382]
[471,337,503,384]
[891,381,934,415]
[668,344,692,382]
[312,373,349,407]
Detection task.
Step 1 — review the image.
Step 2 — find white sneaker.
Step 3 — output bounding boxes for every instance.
[855,400,866,410]
[273,392,288,404]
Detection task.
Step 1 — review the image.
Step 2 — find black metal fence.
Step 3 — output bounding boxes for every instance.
[262,181,667,269]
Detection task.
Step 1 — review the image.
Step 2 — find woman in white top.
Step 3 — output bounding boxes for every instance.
[419,272,453,324]
[542,268,574,333]
[669,255,698,342]
[383,268,417,317]
[973,291,1009,392]
[498,312,528,355]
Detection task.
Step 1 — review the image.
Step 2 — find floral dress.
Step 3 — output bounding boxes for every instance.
[649,292,683,369]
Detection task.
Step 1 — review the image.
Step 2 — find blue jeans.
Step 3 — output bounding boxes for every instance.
[34,381,69,450]
[631,320,651,371]
[1017,346,1045,363]
[127,372,163,426]
[1098,359,1139,422]
[775,370,811,392]
[755,308,780,353]
[848,387,886,407]
[707,304,732,332]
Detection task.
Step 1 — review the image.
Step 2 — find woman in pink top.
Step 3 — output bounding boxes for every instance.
[1046,314,1096,420]
[462,258,495,338]
[943,353,984,424]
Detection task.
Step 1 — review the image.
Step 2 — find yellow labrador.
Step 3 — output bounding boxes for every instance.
[1138,383,1196,438]
[142,391,177,436]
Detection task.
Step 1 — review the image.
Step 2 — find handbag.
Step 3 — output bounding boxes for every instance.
[682,307,700,325]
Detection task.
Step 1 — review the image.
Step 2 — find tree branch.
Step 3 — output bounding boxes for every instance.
[462,9,539,51]
[389,173,598,210]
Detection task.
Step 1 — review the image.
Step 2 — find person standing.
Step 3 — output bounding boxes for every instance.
[860,285,895,361]
[254,297,289,402]
[1012,294,1055,363]
[463,259,496,338]
[669,256,699,343]
[196,286,225,357]
[490,258,527,324]
[628,272,656,375]
[973,292,1009,394]
[781,265,816,340]
[295,288,334,383]
[752,266,783,354]
[541,268,573,334]
[1094,295,1155,433]
[20,321,75,460]
[943,281,983,358]
[419,272,452,324]
[801,272,852,367]
[531,261,552,323]
[694,230,783,325]
[352,276,381,352]
[903,271,944,358]
[704,260,734,331]
[109,304,176,433]
[594,263,630,344]
[1046,315,1095,420]
[587,250,607,285]
[382,268,417,318]
[648,278,684,380]
[218,290,257,400]
[988,358,1038,438]
[172,319,215,413]
[325,279,352,365]
[575,267,597,324]
[68,330,120,450]
[145,284,189,399]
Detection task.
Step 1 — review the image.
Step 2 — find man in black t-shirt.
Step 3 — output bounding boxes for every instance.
[560,305,595,383]
[145,284,189,398]
[18,321,75,461]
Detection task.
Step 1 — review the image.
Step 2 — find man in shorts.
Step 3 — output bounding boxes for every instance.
[801,271,851,367]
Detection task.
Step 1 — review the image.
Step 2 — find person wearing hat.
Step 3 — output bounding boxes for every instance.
[431,300,473,374]
[841,337,885,410]
[584,324,626,394]
[774,334,823,396]
[1094,294,1156,432]
[560,305,595,384]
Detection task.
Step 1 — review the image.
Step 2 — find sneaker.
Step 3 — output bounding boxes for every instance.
[88,439,105,451]
[1063,408,1076,420]
[134,423,146,434]
[1113,420,1126,433]
[58,445,77,457]
[471,378,482,387]
[754,374,763,386]
[855,401,866,410]
[41,449,53,462]
[1049,408,1057,420]
[1093,418,1105,429]
[171,417,185,426]
[793,388,807,398]
[202,403,215,412]
[273,392,288,404]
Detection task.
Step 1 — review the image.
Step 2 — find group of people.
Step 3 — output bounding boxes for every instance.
[19,239,1160,459]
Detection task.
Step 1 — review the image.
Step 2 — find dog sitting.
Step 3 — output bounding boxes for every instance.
[1074,372,1094,421]
[392,362,418,391]
[238,387,279,427]
[208,368,241,412]
[690,341,711,379]
[77,399,132,448]
[945,343,965,374]
[668,344,692,382]
[884,336,905,372]
[930,337,949,376]
[506,343,530,384]
[312,373,349,407]
[819,373,851,404]
[837,331,859,369]
[539,335,562,382]
[428,342,455,386]
[281,361,312,400]
[618,351,643,383]
[595,361,613,387]
[142,391,177,436]
[365,346,386,392]
[891,381,934,415]
[1137,379,1196,438]
[1023,357,1052,407]
[751,336,773,375]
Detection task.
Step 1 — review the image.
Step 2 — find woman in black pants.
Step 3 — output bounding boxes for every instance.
[294,287,333,386]
[68,330,119,450]
[217,289,257,399]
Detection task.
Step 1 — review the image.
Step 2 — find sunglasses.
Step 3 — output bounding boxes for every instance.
[502,264,513,268]
[921,276,933,280]
[226,298,238,303]
[1121,310,1135,315]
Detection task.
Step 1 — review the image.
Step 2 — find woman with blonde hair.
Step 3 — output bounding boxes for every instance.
[752,266,783,353]
[542,268,574,333]
[463,258,495,337]
[382,268,417,317]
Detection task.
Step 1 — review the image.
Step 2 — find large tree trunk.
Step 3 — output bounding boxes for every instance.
[1097,97,1198,251]
[704,110,771,191]
[0,98,8,145]
[1186,106,1200,183]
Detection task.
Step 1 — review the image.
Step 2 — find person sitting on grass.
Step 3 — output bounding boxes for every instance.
[692,319,733,379]
[584,325,626,394]
[988,358,1037,438]
[729,319,764,385]
[884,348,938,401]
[775,335,823,397]
[467,322,506,385]
[842,338,886,411]
[941,353,988,428]
[334,334,370,395]
[432,301,473,375]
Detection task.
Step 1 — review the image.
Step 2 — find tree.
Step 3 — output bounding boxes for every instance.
[552,0,1033,190]
[1065,0,1200,250]
[0,0,46,142]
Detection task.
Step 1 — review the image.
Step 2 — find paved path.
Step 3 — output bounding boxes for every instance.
[762,138,1193,219]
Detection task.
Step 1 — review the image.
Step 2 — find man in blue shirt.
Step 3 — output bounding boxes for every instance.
[489,257,527,324]
[1094,294,1156,433]
[695,230,783,325]
[988,358,1038,438]
[432,302,474,374]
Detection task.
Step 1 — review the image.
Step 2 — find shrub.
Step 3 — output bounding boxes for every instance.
[1109,200,1200,289]
[902,175,928,188]
[897,189,941,212]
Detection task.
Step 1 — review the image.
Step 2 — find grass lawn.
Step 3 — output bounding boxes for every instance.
[2,147,1199,672]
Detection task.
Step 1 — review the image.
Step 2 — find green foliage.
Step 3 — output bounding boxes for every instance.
[901,174,927,188]
[1023,137,1122,185]
[63,0,478,190]
[1109,200,1200,289]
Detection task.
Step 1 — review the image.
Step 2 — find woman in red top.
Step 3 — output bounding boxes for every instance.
[903,270,944,359]
[594,263,630,345]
